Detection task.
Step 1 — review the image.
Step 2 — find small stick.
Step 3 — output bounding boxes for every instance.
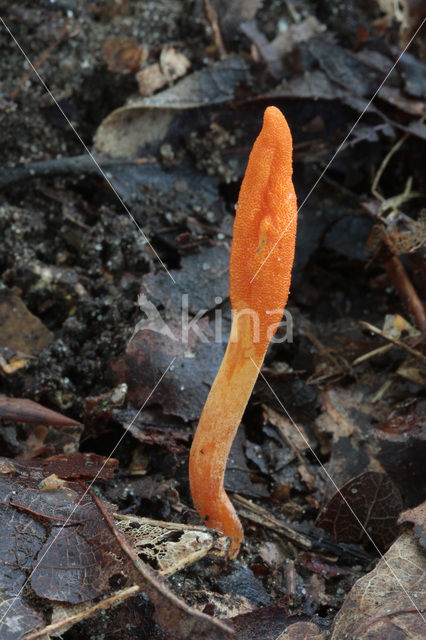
[360,321,426,362]
[88,487,234,637]
[384,254,426,333]
[232,494,312,550]
[0,154,148,190]
[24,586,141,639]
[203,0,227,59]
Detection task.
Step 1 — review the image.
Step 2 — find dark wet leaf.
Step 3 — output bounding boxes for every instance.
[126,422,190,452]
[405,118,426,141]
[0,462,125,604]
[315,388,377,490]
[378,85,425,116]
[0,395,80,427]
[142,243,231,319]
[375,400,426,507]
[316,471,403,549]
[398,51,426,99]
[0,598,43,640]
[141,54,250,108]
[108,319,225,422]
[225,429,269,499]
[0,504,46,597]
[231,605,319,640]
[21,452,118,480]
[307,39,394,97]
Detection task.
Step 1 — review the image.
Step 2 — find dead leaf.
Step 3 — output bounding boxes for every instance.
[21,452,118,480]
[330,532,426,639]
[276,621,325,639]
[224,428,269,499]
[0,467,124,604]
[211,0,261,40]
[136,62,168,96]
[141,243,231,320]
[316,471,403,548]
[0,290,53,363]
[0,395,80,426]
[307,38,389,97]
[316,388,381,490]
[103,36,147,74]
[398,501,426,550]
[108,319,224,422]
[95,55,249,157]
[0,457,233,639]
[231,605,315,640]
[0,598,43,640]
[271,16,324,58]
[115,514,217,576]
[263,405,311,453]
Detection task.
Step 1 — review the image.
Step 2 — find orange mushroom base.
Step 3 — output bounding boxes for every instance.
[189,106,298,558]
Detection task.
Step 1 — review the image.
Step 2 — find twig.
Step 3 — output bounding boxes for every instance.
[360,321,426,362]
[233,495,372,563]
[371,133,409,204]
[384,254,426,332]
[367,224,426,332]
[203,0,227,59]
[88,487,234,638]
[302,329,347,375]
[0,154,150,190]
[24,585,140,639]
[232,494,312,550]
[352,343,393,366]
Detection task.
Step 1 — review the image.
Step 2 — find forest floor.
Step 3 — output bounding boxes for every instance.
[0,1,425,639]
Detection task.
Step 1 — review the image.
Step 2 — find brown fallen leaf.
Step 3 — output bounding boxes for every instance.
[0,395,80,427]
[91,490,234,640]
[231,605,315,640]
[0,466,124,605]
[0,457,233,639]
[0,598,43,640]
[20,452,118,480]
[398,501,426,551]
[276,621,325,639]
[315,387,382,491]
[0,291,53,363]
[103,36,147,74]
[316,471,403,549]
[330,532,426,640]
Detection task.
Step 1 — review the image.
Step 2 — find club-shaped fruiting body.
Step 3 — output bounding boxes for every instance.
[189,106,298,557]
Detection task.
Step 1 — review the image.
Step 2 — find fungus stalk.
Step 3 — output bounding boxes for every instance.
[189,106,298,557]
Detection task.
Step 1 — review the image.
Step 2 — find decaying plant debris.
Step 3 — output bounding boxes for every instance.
[0,1,425,639]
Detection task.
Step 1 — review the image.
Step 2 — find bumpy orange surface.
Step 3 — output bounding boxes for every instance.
[189,106,297,557]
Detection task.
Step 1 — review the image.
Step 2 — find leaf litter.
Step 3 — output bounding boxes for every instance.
[0,0,425,638]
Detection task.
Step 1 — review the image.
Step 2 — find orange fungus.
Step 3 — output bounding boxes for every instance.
[189,106,298,557]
